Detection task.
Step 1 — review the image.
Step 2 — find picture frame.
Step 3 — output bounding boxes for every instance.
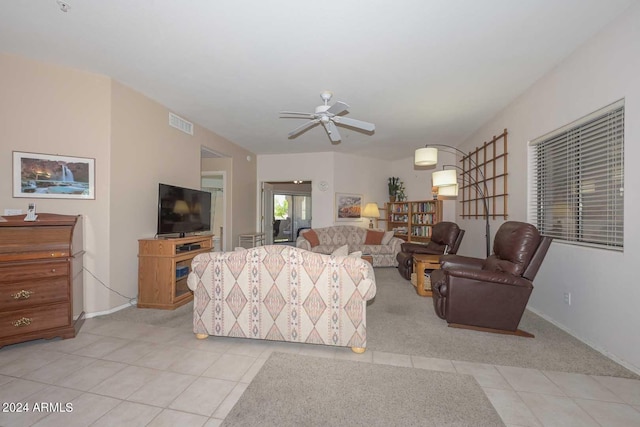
[12,151,95,200]
[335,192,363,221]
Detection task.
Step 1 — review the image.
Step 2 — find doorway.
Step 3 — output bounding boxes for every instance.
[201,172,226,251]
[262,181,312,245]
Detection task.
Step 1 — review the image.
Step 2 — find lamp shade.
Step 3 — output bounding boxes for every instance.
[437,183,459,197]
[414,147,438,166]
[362,203,380,218]
[432,169,458,187]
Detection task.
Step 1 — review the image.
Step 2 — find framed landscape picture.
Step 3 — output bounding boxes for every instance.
[335,192,362,221]
[12,151,95,199]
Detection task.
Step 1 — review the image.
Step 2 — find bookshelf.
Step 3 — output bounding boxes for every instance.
[386,200,442,243]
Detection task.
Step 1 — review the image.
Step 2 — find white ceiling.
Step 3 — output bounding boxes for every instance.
[1,0,635,160]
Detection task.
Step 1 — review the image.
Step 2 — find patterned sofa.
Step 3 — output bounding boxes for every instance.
[296,225,403,267]
[187,245,376,353]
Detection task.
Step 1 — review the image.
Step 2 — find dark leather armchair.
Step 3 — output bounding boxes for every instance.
[396,222,465,280]
[431,221,552,337]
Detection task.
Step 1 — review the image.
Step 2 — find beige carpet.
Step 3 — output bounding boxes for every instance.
[107,267,637,378]
[367,268,637,378]
[222,352,504,427]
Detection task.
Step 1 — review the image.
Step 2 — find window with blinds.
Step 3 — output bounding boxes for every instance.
[528,100,624,251]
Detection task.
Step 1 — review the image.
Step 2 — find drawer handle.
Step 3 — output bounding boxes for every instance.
[11,290,35,300]
[12,317,32,327]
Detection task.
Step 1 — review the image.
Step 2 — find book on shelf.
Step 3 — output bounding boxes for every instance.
[411,226,432,237]
[412,201,436,213]
[412,213,435,224]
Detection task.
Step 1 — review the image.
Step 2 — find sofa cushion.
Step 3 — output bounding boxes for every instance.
[381,231,395,245]
[365,230,384,245]
[302,229,320,247]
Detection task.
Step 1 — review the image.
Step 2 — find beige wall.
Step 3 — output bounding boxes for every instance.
[455,3,640,373]
[258,152,391,230]
[1,53,112,314]
[1,53,256,315]
[109,83,256,313]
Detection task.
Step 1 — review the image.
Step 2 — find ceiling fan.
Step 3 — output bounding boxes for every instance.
[280,91,375,143]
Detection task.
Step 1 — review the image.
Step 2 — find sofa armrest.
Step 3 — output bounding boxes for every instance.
[188,253,212,291]
[296,236,311,251]
[361,261,377,301]
[388,237,404,253]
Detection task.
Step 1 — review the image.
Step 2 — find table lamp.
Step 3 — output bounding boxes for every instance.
[362,203,380,229]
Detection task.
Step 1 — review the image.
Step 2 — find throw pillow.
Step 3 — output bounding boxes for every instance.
[302,229,320,247]
[381,230,395,245]
[364,230,384,245]
[331,244,349,257]
[349,250,363,258]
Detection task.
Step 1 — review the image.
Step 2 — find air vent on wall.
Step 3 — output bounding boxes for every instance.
[169,112,194,135]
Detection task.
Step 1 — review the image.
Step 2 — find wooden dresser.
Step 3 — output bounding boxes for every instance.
[0,213,84,348]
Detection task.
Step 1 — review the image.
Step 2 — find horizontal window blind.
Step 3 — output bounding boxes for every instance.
[528,100,624,250]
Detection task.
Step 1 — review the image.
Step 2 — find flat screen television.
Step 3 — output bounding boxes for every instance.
[157,183,212,237]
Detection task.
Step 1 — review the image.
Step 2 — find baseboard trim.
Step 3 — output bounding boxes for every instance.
[527,306,640,376]
[84,300,138,319]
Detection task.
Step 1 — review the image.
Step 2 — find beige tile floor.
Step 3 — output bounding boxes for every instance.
[1,317,640,426]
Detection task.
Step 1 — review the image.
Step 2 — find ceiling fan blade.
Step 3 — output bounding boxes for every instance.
[280,111,315,118]
[288,119,320,138]
[323,120,342,142]
[333,116,375,132]
[327,101,349,116]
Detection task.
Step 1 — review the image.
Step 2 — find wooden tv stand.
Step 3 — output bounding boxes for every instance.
[137,235,213,310]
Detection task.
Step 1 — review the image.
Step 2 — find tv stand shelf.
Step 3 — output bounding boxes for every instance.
[137,235,213,310]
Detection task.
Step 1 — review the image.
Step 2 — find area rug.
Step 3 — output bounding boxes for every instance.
[222,352,504,427]
[367,268,638,378]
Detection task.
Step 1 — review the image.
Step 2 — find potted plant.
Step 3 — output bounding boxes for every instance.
[388,177,400,202]
[397,181,406,201]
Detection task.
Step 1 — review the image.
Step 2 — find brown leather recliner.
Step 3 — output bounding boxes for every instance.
[431,221,552,337]
[396,222,465,280]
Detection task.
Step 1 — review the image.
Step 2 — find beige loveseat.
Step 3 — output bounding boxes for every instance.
[187,245,376,352]
[296,225,403,267]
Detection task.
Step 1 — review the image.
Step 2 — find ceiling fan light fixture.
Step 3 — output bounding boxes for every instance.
[280,92,375,143]
[320,91,333,103]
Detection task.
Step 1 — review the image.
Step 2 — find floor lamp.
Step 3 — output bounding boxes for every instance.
[415,145,492,257]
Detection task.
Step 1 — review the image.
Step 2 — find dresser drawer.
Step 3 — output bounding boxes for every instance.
[0,261,68,283]
[0,277,70,309]
[0,304,70,339]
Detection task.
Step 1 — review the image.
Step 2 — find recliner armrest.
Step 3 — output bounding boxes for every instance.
[446,268,533,288]
[410,246,442,255]
[440,254,484,271]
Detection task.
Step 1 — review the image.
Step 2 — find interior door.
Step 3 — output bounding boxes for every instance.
[262,182,275,244]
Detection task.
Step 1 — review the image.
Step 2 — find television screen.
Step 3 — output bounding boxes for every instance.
[157,183,212,237]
